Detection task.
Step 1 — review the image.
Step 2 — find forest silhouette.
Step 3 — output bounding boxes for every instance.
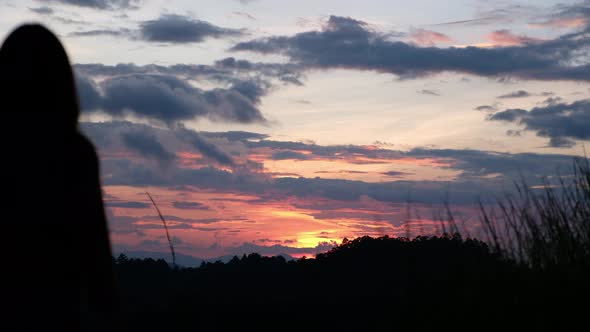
[113,227,588,331]
[1,23,589,331]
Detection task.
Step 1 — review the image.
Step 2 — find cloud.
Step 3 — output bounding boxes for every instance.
[541,96,564,105]
[271,151,309,160]
[381,171,411,177]
[431,17,503,26]
[107,201,151,208]
[81,121,236,167]
[176,127,235,166]
[68,29,130,37]
[533,17,588,29]
[530,2,590,29]
[405,148,574,178]
[121,130,176,164]
[235,0,258,4]
[232,11,256,20]
[74,60,302,125]
[172,201,210,210]
[28,6,54,14]
[417,89,440,96]
[486,30,544,47]
[81,74,266,125]
[497,90,531,99]
[474,105,498,112]
[506,130,522,137]
[231,15,590,82]
[69,15,244,44]
[431,5,538,27]
[40,0,140,10]
[488,99,590,147]
[140,14,243,43]
[408,28,453,46]
[201,131,269,142]
[83,122,581,204]
[76,59,302,90]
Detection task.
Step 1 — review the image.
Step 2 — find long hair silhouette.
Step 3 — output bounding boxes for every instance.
[0,24,116,324]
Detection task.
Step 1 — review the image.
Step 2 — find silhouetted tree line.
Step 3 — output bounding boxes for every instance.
[112,234,588,331]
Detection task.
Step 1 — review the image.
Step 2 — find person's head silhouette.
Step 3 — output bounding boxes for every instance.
[0,24,117,322]
[0,24,79,132]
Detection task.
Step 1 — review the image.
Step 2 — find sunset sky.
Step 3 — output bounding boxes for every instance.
[1,0,589,259]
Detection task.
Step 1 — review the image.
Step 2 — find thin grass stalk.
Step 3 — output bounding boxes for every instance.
[146,192,176,267]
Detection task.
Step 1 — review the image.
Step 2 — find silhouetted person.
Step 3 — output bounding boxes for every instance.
[0,24,116,326]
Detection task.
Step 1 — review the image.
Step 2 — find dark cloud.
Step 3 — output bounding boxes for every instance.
[75,74,103,111]
[474,105,498,112]
[172,201,210,210]
[83,122,581,204]
[213,57,303,86]
[28,6,54,14]
[381,171,411,177]
[99,148,577,204]
[81,121,236,167]
[68,29,130,37]
[107,201,151,208]
[176,127,235,166]
[273,177,488,204]
[201,131,269,142]
[417,89,440,96]
[122,130,176,164]
[488,99,590,147]
[541,96,564,105]
[68,15,245,44]
[75,59,302,91]
[316,170,369,174]
[231,15,590,81]
[405,148,574,178]
[271,151,309,160]
[41,0,139,10]
[497,90,531,99]
[74,60,302,125]
[140,14,242,43]
[488,108,528,122]
[531,2,590,28]
[81,74,266,124]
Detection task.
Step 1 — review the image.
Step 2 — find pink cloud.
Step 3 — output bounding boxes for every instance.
[486,29,544,46]
[408,28,453,46]
[530,17,587,29]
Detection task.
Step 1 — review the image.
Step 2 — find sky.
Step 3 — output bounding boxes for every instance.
[1,0,589,259]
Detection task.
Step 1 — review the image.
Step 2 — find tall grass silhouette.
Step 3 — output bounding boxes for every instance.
[474,157,590,273]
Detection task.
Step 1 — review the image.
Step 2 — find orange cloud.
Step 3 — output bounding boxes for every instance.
[486,30,544,46]
[530,17,587,29]
[105,185,485,259]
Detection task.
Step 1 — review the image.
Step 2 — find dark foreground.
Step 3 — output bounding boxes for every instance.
[109,235,588,331]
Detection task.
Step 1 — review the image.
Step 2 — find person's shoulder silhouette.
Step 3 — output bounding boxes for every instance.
[0,24,116,322]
